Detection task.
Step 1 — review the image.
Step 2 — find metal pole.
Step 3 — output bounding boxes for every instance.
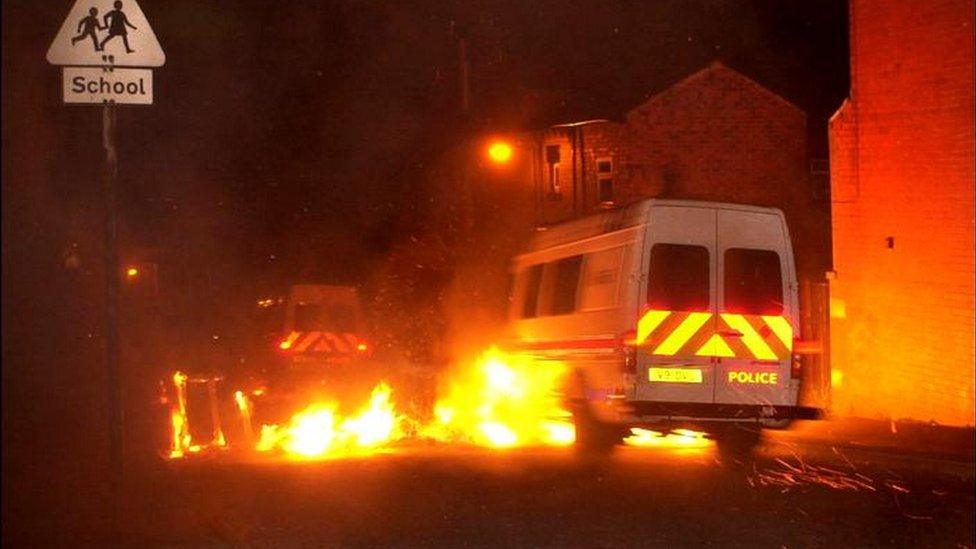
[102,100,123,536]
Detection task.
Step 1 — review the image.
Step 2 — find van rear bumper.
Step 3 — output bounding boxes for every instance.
[621,401,822,422]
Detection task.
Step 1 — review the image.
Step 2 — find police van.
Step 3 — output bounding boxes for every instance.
[506,199,820,451]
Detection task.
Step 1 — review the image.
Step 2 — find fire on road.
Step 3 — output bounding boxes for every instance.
[164,346,714,461]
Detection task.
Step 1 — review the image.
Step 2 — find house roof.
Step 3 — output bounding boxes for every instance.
[537,60,805,130]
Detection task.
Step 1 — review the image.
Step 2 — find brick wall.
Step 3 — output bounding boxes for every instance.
[829,0,975,426]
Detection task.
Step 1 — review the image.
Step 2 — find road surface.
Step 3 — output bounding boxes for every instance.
[25,433,965,547]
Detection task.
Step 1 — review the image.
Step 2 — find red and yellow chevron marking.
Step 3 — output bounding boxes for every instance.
[635,310,793,360]
[279,331,364,355]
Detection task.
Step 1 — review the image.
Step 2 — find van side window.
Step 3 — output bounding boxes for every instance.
[547,255,583,315]
[723,248,783,315]
[521,264,544,318]
[647,244,710,311]
[579,247,622,310]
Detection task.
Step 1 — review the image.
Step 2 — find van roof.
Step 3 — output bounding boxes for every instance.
[525,199,785,253]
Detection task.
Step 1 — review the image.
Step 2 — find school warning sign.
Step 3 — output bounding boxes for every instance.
[47,0,165,67]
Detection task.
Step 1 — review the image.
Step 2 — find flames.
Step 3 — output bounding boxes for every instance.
[256,382,403,459]
[166,346,710,460]
[423,347,575,447]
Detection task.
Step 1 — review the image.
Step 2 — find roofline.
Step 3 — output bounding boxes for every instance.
[627,61,806,119]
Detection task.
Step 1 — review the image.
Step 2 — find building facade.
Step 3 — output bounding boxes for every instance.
[828,0,975,425]
[527,62,829,279]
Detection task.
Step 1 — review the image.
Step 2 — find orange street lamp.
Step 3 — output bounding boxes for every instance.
[487,141,513,164]
[125,266,139,278]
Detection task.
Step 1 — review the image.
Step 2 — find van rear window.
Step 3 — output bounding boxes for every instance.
[723,248,783,314]
[647,244,710,311]
[521,264,544,318]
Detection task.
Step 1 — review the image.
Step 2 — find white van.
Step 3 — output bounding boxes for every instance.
[506,199,820,451]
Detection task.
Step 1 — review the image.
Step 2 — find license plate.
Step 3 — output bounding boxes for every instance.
[648,367,703,383]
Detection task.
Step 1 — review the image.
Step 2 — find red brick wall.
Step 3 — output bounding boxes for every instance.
[829,0,975,426]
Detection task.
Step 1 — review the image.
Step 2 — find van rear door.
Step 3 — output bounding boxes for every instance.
[714,209,795,406]
[635,206,716,404]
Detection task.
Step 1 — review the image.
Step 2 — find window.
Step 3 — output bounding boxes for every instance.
[579,247,623,310]
[598,179,613,203]
[521,264,544,318]
[723,248,783,314]
[546,145,561,195]
[597,157,613,204]
[548,255,583,315]
[294,302,358,332]
[647,244,709,311]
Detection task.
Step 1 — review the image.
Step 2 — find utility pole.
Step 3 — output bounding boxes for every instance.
[102,99,123,535]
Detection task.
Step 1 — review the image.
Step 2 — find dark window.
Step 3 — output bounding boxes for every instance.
[647,244,710,311]
[546,145,561,164]
[521,264,544,318]
[723,248,783,314]
[294,303,358,332]
[597,160,612,173]
[598,179,613,202]
[549,255,583,315]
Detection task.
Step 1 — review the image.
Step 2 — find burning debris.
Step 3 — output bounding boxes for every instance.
[164,346,724,460]
[166,346,582,460]
[420,347,575,448]
[255,382,404,459]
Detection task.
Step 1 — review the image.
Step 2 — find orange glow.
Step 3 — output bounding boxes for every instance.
[487,141,513,164]
[125,266,139,278]
[624,428,711,449]
[423,346,575,448]
[831,369,844,387]
[279,340,292,350]
[356,342,369,352]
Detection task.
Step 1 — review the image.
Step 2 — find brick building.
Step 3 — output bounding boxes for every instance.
[525,62,829,278]
[828,1,974,425]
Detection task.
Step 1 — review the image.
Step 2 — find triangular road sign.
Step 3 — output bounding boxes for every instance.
[47,0,165,67]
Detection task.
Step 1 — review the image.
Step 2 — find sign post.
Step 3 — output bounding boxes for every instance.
[47,0,165,538]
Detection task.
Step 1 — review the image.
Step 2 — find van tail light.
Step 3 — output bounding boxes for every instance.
[791,352,802,379]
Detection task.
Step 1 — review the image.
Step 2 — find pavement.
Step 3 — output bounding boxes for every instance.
[777,418,976,462]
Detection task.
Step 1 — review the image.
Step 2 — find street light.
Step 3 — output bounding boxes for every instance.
[125,266,139,279]
[487,141,513,164]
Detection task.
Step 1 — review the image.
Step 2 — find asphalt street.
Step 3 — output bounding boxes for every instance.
[96,434,975,548]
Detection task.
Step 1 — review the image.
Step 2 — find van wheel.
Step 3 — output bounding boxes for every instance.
[714,424,762,457]
[571,400,623,454]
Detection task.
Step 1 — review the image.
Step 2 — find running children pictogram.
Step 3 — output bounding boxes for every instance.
[48,0,165,67]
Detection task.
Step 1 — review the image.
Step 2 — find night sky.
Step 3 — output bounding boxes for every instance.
[3,0,849,292]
